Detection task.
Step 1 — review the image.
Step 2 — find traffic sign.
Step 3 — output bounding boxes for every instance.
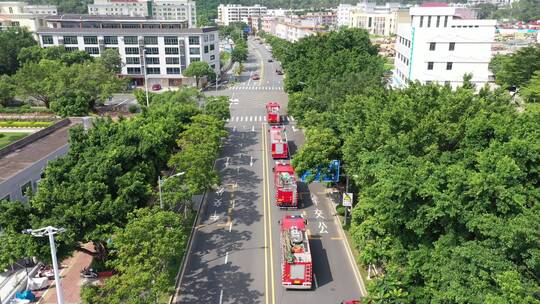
[342,192,353,207]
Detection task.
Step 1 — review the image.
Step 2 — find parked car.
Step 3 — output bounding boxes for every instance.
[268,59,274,62]
[252,74,260,80]
[276,69,284,75]
[151,84,162,91]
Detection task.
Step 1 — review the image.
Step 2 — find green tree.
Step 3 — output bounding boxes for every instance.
[231,43,248,63]
[291,128,341,181]
[520,70,540,103]
[97,48,123,74]
[17,45,92,66]
[205,96,231,121]
[0,27,36,75]
[183,61,215,88]
[0,75,15,106]
[81,208,188,304]
[490,44,540,89]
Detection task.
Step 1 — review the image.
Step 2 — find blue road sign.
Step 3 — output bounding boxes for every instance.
[300,160,340,183]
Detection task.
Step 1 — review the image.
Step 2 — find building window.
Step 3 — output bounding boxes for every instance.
[429,42,436,51]
[65,47,79,52]
[427,16,431,27]
[144,36,158,45]
[63,36,78,44]
[126,57,140,64]
[444,16,448,27]
[84,36,98,44]
[189,47,200,55]
[446,62,453,70]
[145,47,159,55]
[204,45,209,53]
[125,47,140,55]
[146,67,161,74]
[166,57,179,64]
[146,57,160,64]
[449,42,455,51]
[420,16,423,27]
[165,47,179,55]
[104,36,118,44]
[211,64,215,69]
[124,36,138,45]
[436,16,440,27]
[85,47,100,55]
[190,57,200,62]
[164,36,178,45]
[210,55,215,60]
[42,35,53,45]
[188,36,199,45]
[167,67,181,74]
[127,67,141,74]
[21,181,32,196]
[210,44,215,51]
[427,62,434,70]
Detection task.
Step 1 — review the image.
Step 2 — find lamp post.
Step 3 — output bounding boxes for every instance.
[142,49,150,108]
[158,171,186,210]
[22,226,65,304]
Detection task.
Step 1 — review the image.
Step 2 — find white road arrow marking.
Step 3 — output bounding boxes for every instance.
[292,126,298,132]
[213,198,223,207]
[210,211,219,221]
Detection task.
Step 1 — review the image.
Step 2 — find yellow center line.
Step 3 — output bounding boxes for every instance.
[263,123,276,304]
[262,123,269,304]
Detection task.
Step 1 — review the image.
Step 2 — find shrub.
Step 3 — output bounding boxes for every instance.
[127,104,139,114]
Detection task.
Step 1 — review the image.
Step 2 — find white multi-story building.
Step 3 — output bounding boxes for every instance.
[88,0,196,27]
[0,1,57,32]
[349,5,409,36]
[337,3,371,27]
[393,4,496,89]
[37,15,219,88]
[217,4,267,26]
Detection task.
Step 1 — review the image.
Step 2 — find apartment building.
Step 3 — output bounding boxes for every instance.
[393,4,496,89]
[217,4,267,26]
[466,0,516,6]
[0,1,57,32]
[349,4,409,36]
[37,15,219,88]
[88,0,196,27]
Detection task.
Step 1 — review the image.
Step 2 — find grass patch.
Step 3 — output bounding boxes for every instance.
[0,121,54,128]
[0,106,53,114]
[0,132,31,148]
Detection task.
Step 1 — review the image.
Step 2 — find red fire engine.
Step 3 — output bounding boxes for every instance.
[266,102,281,124]
[280,215,312,289]
[274,163,298,208]
[269,126,288,159]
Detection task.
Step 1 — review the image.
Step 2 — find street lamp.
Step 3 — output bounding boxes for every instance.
[22,226,65,304]
[158,171,186,210]
[142,49,150,108]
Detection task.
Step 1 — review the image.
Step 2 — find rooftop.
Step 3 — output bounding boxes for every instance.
[37,26,217,34]
[0,122,75,183]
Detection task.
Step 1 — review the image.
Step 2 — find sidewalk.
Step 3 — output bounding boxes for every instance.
[34,244,94,304]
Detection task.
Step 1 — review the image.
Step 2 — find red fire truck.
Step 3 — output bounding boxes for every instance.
[274,163,298,208]
[269,126,288,159]
[266,102,281,124]
[280,215,312,289]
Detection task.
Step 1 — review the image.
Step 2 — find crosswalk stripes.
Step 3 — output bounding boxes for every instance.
[230,86,284,91]
[226,115,295,123]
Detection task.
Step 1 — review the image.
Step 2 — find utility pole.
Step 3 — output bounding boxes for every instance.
[22,226,66,304]
[344,174,349,225]
[158,172,186,210]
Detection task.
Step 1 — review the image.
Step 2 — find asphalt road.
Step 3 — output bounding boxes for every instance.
[173,37,366,304]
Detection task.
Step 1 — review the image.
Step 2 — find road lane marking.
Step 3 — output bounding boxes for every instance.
[224,252,229,264]
[228,221,233,232]
[314,273,318,289]
[261,123,269,304]
[252,125,255,132]
[263,123,276,304]
[219,289,224,304]
[331,237,343,240]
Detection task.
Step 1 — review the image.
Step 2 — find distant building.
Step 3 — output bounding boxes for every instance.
[88,0,196,27]
[262,15,329,42]
[217,4,267,26]
[349,4,409,36]
[466,0,516,6]
[393,3,496,89]
[0,1,57,32]
[37,15,219,89]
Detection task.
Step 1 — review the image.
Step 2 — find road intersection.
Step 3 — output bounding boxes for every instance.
[173,37,366,304]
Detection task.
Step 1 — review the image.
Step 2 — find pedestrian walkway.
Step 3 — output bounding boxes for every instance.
[230,86,284,91]
[226,115,295,123]
[34,243,94,304]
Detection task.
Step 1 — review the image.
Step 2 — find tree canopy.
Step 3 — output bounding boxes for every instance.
[0,27,36,75]
[490,44,540,89]
[183,61,215,87]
